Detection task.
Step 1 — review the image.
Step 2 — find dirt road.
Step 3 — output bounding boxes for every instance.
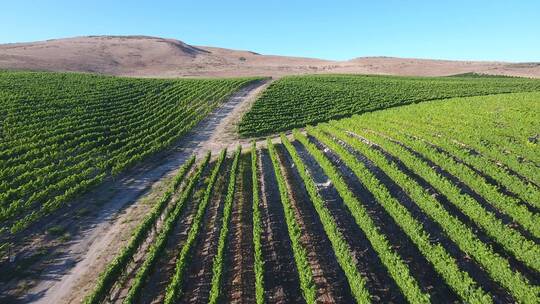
[3,79,271,304]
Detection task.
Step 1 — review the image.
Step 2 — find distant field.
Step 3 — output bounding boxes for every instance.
[87,92,539,303]
[239,74,540,136]
[0,71,258,234]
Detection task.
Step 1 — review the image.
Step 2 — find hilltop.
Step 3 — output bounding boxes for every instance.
[1,35,539,78]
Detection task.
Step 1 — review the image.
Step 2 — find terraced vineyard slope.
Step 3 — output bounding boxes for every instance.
[0,71,259,235]
[84,92,539,303]
[238,74,540,136]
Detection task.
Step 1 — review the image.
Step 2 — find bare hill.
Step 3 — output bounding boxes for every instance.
[1,35,539,78]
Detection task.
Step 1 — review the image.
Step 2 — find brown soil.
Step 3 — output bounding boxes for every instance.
[178,159,230,304]
[291,140,405,303]
[221,153,256,304]
[134,164,213,304]
[276,144,355,303]
[106,164,199,303]
[1,36,539,78]
[0,169,178,304]
[258,149,305,304]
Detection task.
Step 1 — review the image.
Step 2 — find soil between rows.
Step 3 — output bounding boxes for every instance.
[221,153,256,304]
[348,130,540,284]
[341,130,536,297]
[178,158,231,304]
[276,144,355,303]
[104,163,200,303]
[258,148,305,304]
[134,163,214,304]
[291,140,405,303]
[307,135,460,302]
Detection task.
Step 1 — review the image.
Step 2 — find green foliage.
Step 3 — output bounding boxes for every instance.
[84,91,539,302]
[239,74,540,136]
[251,142,266,304]
[448,72,517,78]
[47,225,66,236]
[0,71,260,234]
[21,79,540,302]
[359,92,540,189]
[325,92,540,302]
[377,128,540,238]
[309,126,491,303]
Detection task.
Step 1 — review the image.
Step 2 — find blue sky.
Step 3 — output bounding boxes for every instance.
[1,1,539,62]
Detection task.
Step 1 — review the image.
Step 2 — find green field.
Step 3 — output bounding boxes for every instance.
[87,92,539,303]
[238,74,540,136]
[0,71,258,234]
[1,71,538,303]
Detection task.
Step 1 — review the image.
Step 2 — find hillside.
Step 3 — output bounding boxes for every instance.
[1,35,539,78]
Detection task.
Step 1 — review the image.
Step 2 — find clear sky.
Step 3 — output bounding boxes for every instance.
[1,1,539,62]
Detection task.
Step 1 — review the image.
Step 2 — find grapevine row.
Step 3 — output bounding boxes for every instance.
[326,122,539,302]
[208,146,241,303]
[266,138,317,303]
[292,129,430,303]
[122,152,211,303]
[308,126,492,303]
[280,134,372,303]
[0,70,260,235]
[251,142,266,304]
[239,75,540,137]
[362,124,540,238]
[338,122,540,272]
[164,150,227,304]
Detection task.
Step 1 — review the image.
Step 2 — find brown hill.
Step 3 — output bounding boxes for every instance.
[1,35,539,78]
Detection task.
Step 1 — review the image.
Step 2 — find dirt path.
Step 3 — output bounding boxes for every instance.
[1,79,271,304]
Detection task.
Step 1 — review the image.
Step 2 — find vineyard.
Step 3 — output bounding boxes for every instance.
[84,92,539,303]
[238,74,540,136]
[0,71,260,236]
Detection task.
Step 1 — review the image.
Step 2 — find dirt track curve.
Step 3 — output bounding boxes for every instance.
[2,78,271,304]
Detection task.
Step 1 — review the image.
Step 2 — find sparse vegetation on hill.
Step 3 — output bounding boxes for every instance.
[447,72,518,78]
